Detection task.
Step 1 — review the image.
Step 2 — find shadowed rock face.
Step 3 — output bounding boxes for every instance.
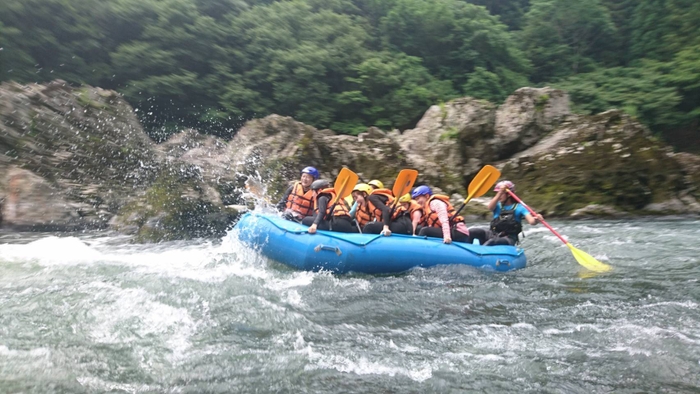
[1,80,699,241]
[0,80,237,240]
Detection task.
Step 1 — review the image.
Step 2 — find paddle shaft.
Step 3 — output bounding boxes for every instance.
[325,175,351,221]
[451,174,490,222]
[505,190,568,244]
[389,169,418,218]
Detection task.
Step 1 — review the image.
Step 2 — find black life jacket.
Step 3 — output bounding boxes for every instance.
[490,204,522,237]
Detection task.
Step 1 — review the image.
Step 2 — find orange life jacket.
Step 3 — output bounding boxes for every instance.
[406,200,424,219]
[315,188,351,219]
[285,181,314,217]
[354,201,374,227]
[421,195,464,228]
[368,188,406,221]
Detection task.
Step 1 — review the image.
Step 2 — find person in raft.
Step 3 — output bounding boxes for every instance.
[348,183,374,230]
[397,193,424,236]
[276,166,318,222]
[368,179,384,191]
[362,185,412,236]
[467,180,543,246]
[302,179,357,234]
[412,185,470,244]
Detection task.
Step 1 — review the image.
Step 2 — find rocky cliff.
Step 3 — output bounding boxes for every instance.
[0,80,238,240]
[1,81,698,241]
[233,87,700,217]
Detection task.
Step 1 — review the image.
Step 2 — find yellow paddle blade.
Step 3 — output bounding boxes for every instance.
[566,242,613,273]
[392,169,419,198]
[464,165,501,204]
[332,167,359,205]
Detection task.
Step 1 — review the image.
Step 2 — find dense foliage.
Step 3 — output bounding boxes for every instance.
[0,0,698,148]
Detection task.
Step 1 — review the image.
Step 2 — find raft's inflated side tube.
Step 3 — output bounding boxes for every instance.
[234,212,527,274]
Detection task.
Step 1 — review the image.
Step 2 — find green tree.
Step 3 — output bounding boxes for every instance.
[466,0,530,30]
[381,0,530,101]
[0,0,114,84]
[221,1,374,129]
[555,62,683,130]
[0,22,36,82]
[109,0,235,138]
[521,0,618,82]
[337,51,455,133]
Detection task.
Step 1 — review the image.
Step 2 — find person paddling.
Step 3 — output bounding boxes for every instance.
[302,179,357,234]
[412,186,470,244]
[276,166,318,222]
[467,180,543,246]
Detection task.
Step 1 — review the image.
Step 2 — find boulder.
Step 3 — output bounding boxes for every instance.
[398,87,569,193]
[0,80,240,238]
[501,110,700,216]
[230,115,410,198]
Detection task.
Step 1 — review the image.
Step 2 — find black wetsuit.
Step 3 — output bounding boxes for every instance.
[301,195,357,233]
[362,194,412,235]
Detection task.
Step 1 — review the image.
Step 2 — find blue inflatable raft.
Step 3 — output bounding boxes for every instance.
[234,212,527,274]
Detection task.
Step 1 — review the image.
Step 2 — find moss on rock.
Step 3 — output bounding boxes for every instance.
[502,111,687,217]
[114,171,239,242]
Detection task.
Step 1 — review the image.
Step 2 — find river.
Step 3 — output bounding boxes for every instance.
[1,217,699,393]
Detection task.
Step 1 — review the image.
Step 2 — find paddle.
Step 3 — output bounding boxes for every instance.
[389,169,419,213]
[450,165,501,221]
[392,169,419,201]
[377,169,418,235]
[320,168,359,228]
[331,167,359,206]
[505,190,613,273]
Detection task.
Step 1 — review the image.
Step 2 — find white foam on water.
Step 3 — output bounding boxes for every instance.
[0,346,55,378]
[640,300,698,309]
[76,377,157,393]
[0,345,51,358]
[0,236,101,265]
[608,323,700,345]
[608,346,652,357]
[307,352,433,382]
[87,282,196,365]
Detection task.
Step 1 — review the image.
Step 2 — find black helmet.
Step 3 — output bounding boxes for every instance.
[311,179,330,191]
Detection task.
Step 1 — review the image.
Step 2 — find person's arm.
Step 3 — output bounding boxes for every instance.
[410,210,422,236]
[522,205,543,225]
[487,189,505,211]
[430,200,452,244]
[368,194,392,235]
[308,195,328,234]
[276,185,294,211]
[349,201,358,218]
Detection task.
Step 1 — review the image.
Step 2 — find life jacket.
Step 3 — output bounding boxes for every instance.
[421,195,464,228]
[315,188,351,219]
[354,201,374,227]
[490,203,522,237]
[284,181,314,217]
[406,200,424,219]
[368,188,407,221]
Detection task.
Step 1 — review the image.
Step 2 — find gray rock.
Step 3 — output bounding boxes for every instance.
[0,80,241,239]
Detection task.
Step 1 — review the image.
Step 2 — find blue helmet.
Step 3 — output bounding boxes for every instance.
[301,166,319,179]
[411,185,432,199]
